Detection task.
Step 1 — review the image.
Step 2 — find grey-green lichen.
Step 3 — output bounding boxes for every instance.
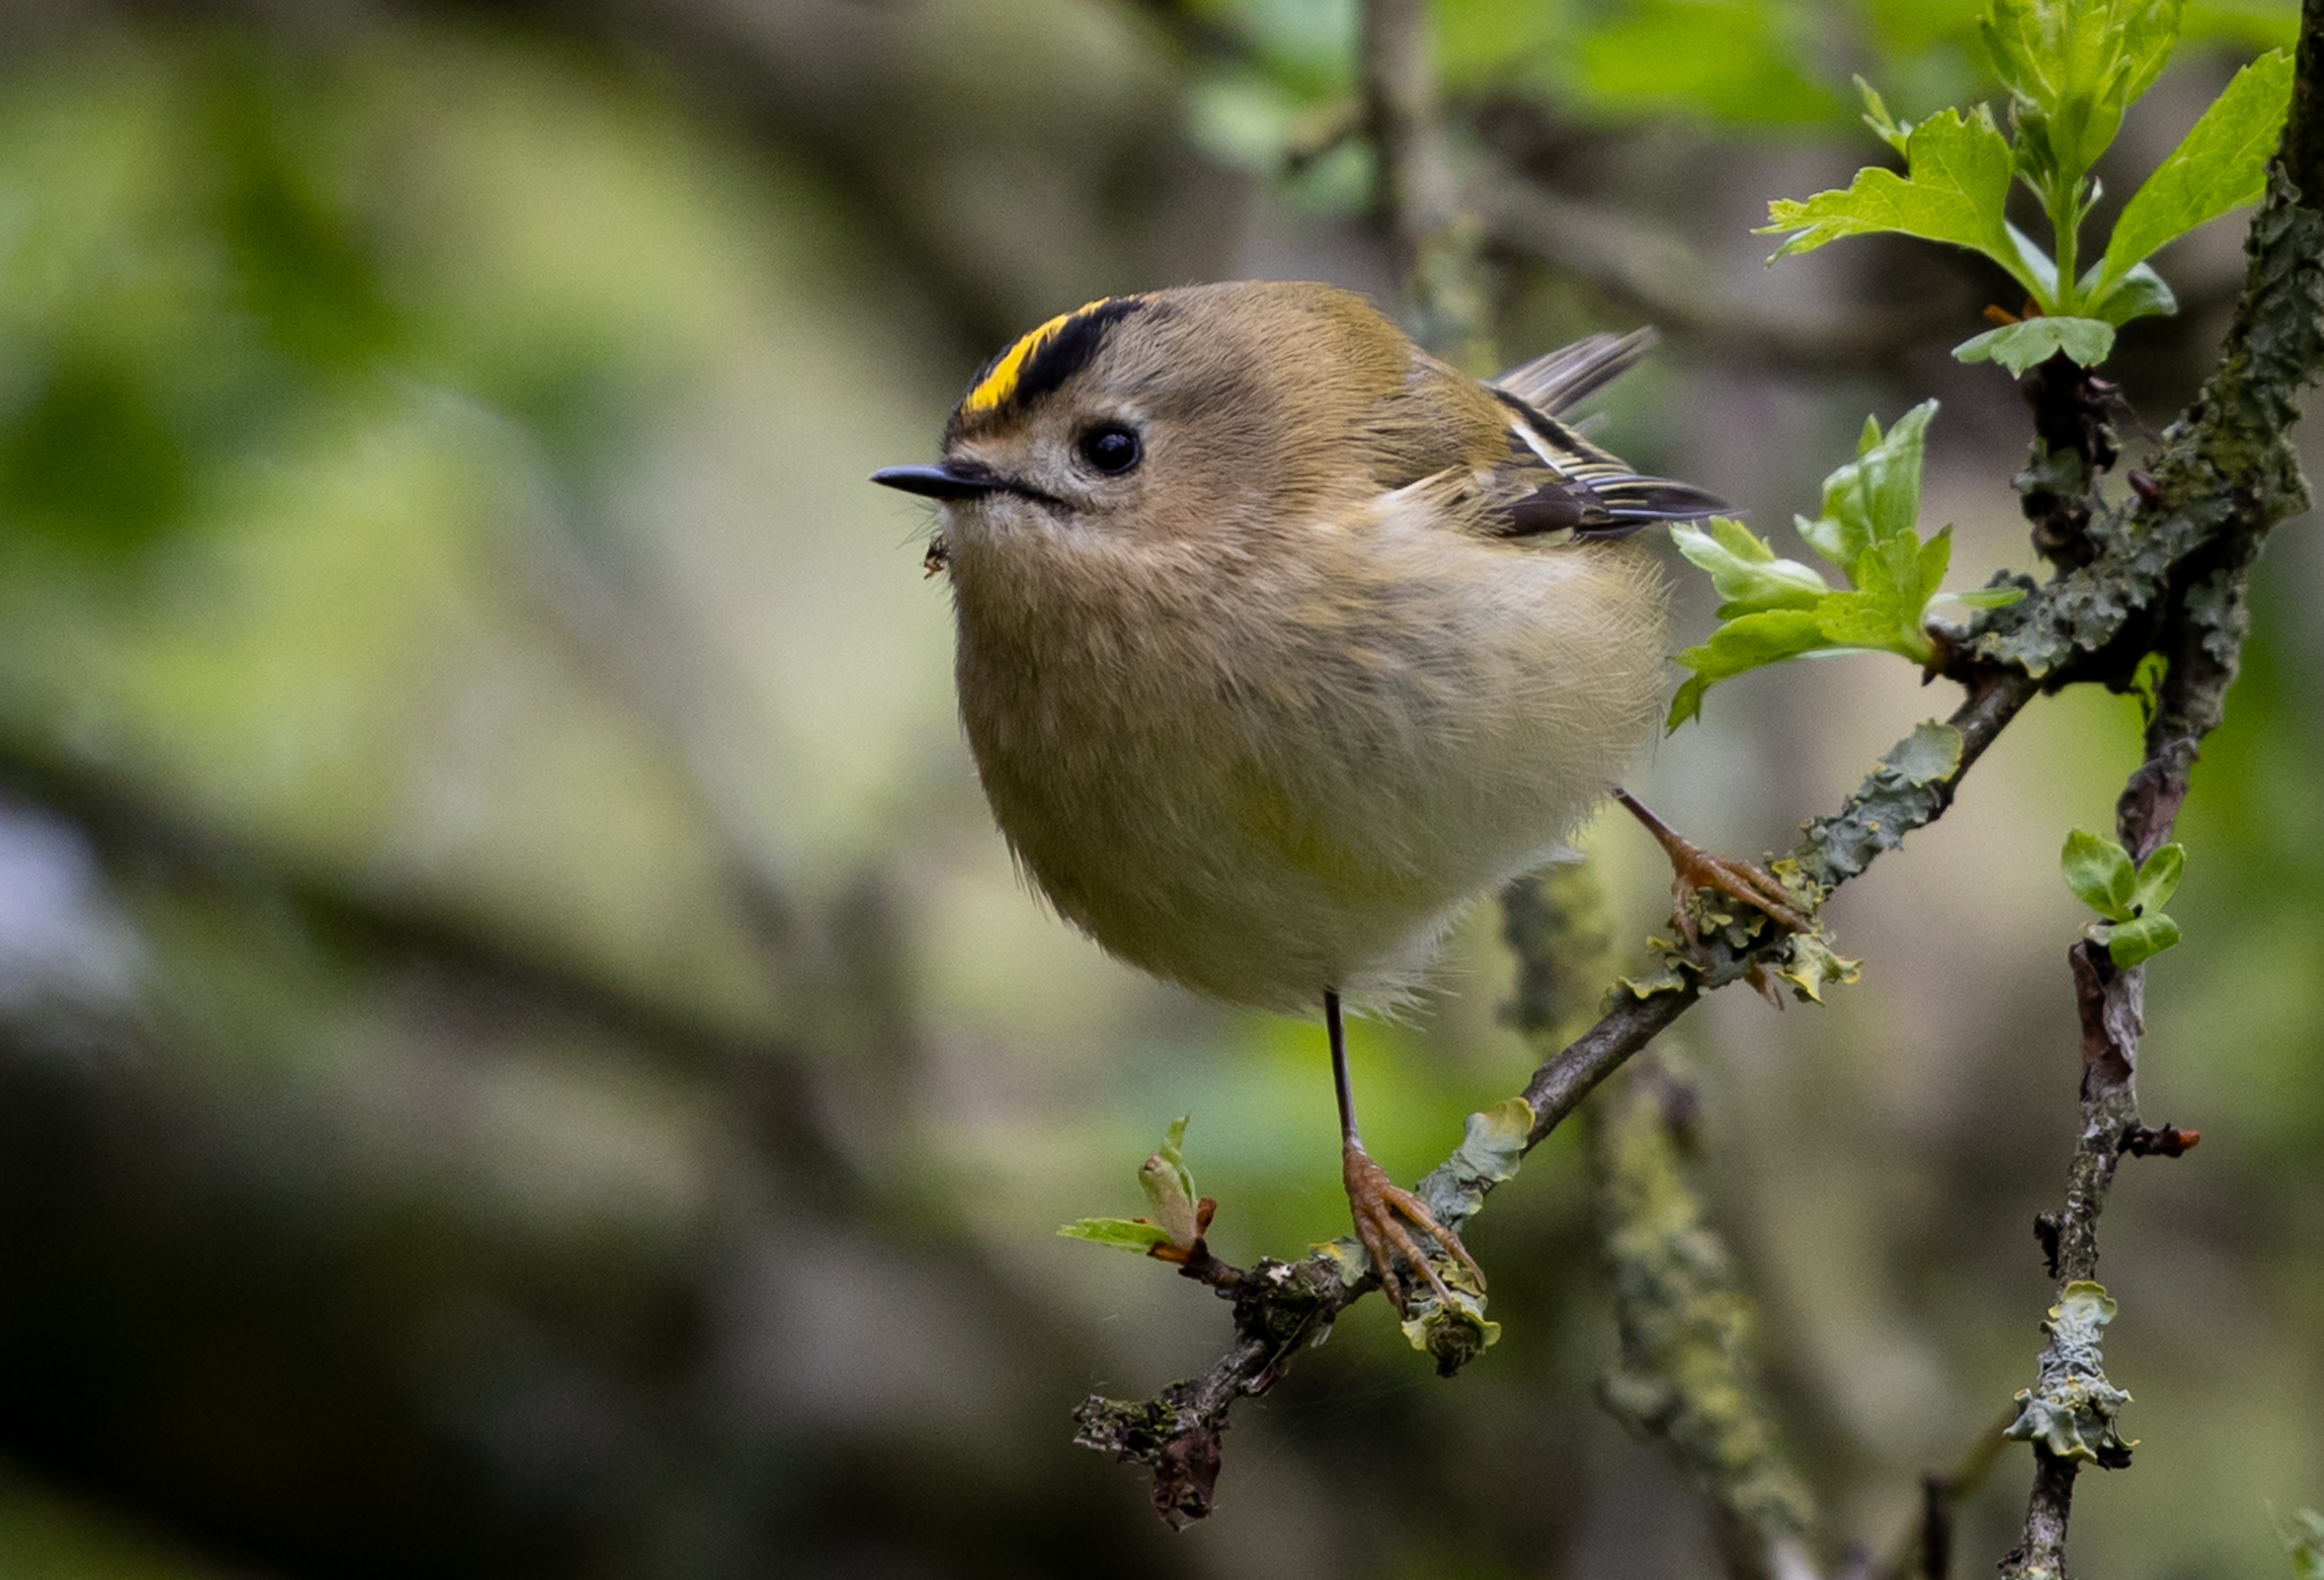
[1590,1056,1817,1547]
[2005,1281,2135,1465]
[1384,1096,1534,1374]
[1799,719,1974,885]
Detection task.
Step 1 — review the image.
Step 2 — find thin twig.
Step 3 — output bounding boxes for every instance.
[1359,0,1489,369]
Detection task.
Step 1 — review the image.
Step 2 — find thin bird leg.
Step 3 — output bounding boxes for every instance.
[1611,787,1812,947]
[1328,988,1485,1312]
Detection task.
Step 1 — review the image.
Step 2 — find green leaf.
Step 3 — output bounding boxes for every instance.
[2062,827,2136,918]
[2006,220,2062,306]
[1064,1115,1204,1254]
[1983,0,2183,189]
[1667,608,1830,727]
[1798,401,1939,569]
[1857,74,1912,154]
[1760,106,2029,291]
[1953,315,2117,373]
[2095,48,2293,297]
[2083,260,2178,325]
[1669,518,1831,616]
[2129,841,2185,915]
[1818,527,1945,664]
[1137,1114,1202,1246]
[2101,910,2181,965]
[1058,1217,1176,1253]
[1668,403,1963,723]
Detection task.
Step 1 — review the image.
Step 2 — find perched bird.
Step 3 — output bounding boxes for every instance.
[874,281,1803,1310]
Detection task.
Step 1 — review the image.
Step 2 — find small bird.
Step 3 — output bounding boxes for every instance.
[874,281,1803,1310]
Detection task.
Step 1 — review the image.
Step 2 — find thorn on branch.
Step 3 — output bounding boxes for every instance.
[2034,1213,2064,1281]
[2120,1124,2200,1158]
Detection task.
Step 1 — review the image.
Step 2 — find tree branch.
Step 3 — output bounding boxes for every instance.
[1998,8,2324,1572]
[1359,0,1490,369]
[1589,1053,1820,1580]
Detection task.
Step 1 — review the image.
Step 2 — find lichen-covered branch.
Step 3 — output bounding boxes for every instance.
[1514,862,1819,1580]
[1999,10,2324,1572]
[1590,1056,1820,1580]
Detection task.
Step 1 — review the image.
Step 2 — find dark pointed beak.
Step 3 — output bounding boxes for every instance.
[870,460,1005,501]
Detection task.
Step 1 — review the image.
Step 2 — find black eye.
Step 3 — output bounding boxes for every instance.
[1078,423,1141,475]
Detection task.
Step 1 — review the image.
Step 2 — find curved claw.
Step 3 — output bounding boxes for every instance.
[1669,849,1812,946]
[1343,1145,1485,1313]
[1613,788,1812,947]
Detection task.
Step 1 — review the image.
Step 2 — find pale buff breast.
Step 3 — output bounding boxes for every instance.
[947,500,1668,1013]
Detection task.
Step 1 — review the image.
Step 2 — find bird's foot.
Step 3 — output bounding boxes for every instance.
[1342,1143,1484,1314]
[1613,788,1811,948]
[1665,845,1812,948]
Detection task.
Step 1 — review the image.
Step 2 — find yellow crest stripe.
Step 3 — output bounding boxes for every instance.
[960,298,1114,416]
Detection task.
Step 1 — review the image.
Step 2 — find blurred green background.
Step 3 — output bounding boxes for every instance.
[0,1,2313,1576]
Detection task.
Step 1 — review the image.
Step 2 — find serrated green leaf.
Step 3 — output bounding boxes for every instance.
[1815,587,1926,661]
[1815,524,1945,663]
[2096,48,2293,296]
[1667,608,1830,727]
[1146,1114,1194,1206]
[1760,107,2030,291]
[2083,260,2179,325]
[1954,315,2118,373]
[1059,1217,1176,1253]
[1798,400,1939,569]
[2063,827,2137,918]
[1858,74,1911,154]
[2129,842,2185,915]
[2102,910,2181,965]
[1670,518,1831,616]
[1984,0,2183,188]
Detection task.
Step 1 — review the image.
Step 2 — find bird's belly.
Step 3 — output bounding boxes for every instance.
[1010,751,1474,1010]
[953,532,1666,1012]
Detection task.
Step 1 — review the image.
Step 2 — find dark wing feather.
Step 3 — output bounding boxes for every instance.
[1481,334,1726,541]
[1494,329,1657,416]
